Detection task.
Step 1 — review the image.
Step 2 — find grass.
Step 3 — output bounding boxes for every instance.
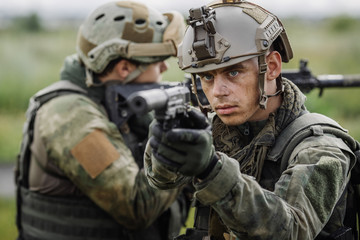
[0,28,77,113]
[0,197,17,239]
[0,113,25,163]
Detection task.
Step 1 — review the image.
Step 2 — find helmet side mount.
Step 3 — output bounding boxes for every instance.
[188,6,216,61]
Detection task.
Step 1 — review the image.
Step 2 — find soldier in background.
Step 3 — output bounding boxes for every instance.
[16,1,189,240]
[145,0,358,239]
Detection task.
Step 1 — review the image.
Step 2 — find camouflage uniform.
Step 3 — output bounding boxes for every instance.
[194,79,356,239]
[144,0,358,239]
[16,54,186,240]
[145,78,356,240]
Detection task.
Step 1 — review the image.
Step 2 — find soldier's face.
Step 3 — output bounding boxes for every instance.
[198,57,262,126]
[133,61,168,84]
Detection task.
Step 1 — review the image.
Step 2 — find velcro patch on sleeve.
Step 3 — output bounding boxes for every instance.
[71,129,120,179]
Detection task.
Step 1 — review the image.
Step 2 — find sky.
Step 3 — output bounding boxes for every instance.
[1,0,360,19]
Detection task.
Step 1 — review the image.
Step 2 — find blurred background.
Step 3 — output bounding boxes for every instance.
[1,0,360,239]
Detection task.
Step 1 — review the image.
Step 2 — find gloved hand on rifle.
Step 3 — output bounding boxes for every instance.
[144,108,219,189]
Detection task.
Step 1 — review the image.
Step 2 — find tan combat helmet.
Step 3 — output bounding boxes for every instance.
[178,0,293,109]
[77,1,185,86]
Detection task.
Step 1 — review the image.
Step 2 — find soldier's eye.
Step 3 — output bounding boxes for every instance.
[200,74,213,82]
[228,71,238,77]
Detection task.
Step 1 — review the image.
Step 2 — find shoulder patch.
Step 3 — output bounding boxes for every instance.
[71,129,119,179]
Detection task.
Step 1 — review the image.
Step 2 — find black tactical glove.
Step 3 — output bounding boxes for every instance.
[149,109,218,179]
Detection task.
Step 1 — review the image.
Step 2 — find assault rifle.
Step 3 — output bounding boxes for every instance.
[282,59,360,96]
[105,59,360,129]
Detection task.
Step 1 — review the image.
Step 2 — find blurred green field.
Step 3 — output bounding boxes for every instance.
[1,15,360,238]
[1,16,360,163]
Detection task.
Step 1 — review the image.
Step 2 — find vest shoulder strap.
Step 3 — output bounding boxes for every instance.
[268,112,356,165]
[33,80,87,100]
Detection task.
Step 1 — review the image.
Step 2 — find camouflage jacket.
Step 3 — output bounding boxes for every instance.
[194,79,356,239]
[28,54,181,230]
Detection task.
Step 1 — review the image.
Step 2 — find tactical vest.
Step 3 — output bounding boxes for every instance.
[16,80,178,240]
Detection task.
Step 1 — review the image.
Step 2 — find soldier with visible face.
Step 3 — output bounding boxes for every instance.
[145,1,358,239]
[16,1,189,240]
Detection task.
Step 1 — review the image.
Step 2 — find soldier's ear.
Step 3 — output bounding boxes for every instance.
[266,51,282,81]
[115,60,137,81]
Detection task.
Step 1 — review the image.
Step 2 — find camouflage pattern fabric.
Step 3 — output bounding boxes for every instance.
[32,55,181,230]
[194,78,356,239]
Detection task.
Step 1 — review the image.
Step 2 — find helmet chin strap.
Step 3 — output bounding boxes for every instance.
[85,68,102,87]
[122,64,149,84]
[258,54,268,109]
[258,54,284,109]
[191,73,212,116]
[266,76,284,96]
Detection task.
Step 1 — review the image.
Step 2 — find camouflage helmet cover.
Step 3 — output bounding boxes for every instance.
[178,0,293,73]
[77,1,186,73]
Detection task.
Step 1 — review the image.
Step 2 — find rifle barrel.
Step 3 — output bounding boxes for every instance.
[317,74,360,88]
